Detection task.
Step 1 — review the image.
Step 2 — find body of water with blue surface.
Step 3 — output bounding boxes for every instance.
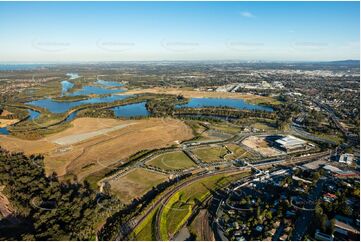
[112,102,149,118]
[176,98,273,112]
[27,95,131,113]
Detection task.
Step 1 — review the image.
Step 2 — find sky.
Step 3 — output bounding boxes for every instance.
[0,1,359,62]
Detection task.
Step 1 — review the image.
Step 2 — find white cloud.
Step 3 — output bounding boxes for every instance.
[240,11,255,18]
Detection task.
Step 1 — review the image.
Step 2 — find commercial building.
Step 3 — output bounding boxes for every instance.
[273,135,307,152]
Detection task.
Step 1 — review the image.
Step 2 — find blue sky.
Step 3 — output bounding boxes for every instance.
[0,1,359,62]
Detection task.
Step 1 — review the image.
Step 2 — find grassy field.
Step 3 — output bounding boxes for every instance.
[147,151,196,170]
[52,95,89,102]
[109,168,168,204]
[250,121,277,131]
[313,132,344,144]
[225,143,254,161]
[192,146,229,163]
[159,172,251,240]
[129,205,160,240]
[209,122,241,134]
[184,120,208,138]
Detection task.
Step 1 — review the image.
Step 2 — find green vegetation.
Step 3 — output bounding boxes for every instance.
[312,132,344,145]
[225,144,254,160]
[184,120,208,137]
[192,146,229,163]
[52,95,89,102]
[109,168,168,204]
[209,122,241,134]
[159,172,251,240]
[129,205,159,240]
[0,148,117,240]
[245,95,281,106]
[147,151,196,170]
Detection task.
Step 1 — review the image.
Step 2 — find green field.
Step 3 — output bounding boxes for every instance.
[147,151,196,170]
[209,122,241,134]
[225,143,254,161]
[129,205,160,240]
[250,121,277,131]
[192,146,229,163]
[313,132,344,144]
[159,172,251,240]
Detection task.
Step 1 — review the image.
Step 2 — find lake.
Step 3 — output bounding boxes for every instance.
[0,109,41,135]
[27,95,132,113]
[176,98,273,112]
[112,102,149,118]
[28,109,41,120]
[61,80,74,96]
[0,127,9,135]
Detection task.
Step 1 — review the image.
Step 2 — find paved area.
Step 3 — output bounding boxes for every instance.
[52,123,133,145]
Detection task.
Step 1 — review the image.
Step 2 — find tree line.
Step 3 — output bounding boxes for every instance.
[0,148,114,240]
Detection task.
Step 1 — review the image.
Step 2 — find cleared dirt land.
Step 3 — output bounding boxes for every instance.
[147,151,196,170]
[0,117,193,180]
[242,136,282,157]
[120,87,280,105]
[108,168,168,204]
[0,119,19,128]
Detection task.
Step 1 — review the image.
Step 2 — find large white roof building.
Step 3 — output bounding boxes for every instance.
[274,135,307,152]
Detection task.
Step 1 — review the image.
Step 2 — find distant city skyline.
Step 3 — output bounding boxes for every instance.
[0,1,359,62]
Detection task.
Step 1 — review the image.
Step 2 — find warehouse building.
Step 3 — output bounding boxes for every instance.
[273,135,307,152]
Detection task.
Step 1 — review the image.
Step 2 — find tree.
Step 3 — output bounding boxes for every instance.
[312,172,320,182]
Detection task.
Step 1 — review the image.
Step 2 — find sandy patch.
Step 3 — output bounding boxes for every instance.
[242,136,282,157]
[0,110,13,116]
[0,119,19,128]
[0,117,193,181]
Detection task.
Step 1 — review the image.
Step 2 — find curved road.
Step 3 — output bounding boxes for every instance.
[149,151,330,240]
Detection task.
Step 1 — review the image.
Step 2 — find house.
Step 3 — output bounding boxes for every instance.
[233,222,240,230]
[273,221,281,227]
[334,219,360,236]
[315,230,333,241]
[286,210,296,217]
[269,228,277,236]
[339,153,354,165]
[255,225,263,232]
[323,193,337,202]
[279,234,288,241]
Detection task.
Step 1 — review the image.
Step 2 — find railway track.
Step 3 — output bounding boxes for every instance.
[153,168,246,240]
[151,150,330,240]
